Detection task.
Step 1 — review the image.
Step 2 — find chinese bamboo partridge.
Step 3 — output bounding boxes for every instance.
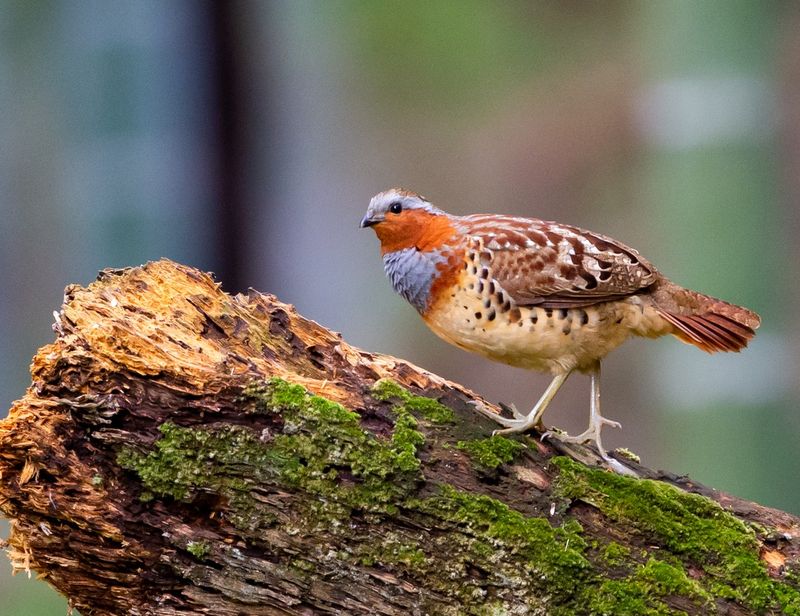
[361,188,761,461]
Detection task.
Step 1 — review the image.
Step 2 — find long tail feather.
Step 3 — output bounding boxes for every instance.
[654,289,760,353]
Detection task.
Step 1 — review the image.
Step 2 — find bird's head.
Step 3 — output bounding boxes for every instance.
[360,188,455,254]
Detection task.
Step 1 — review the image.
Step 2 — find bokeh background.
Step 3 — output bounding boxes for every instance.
[2,1,799,613]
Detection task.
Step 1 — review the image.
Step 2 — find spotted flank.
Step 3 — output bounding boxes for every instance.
[422,257,643,374]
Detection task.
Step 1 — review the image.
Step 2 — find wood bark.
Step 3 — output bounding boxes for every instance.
[0,259,798,615]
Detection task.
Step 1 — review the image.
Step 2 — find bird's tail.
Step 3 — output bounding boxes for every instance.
[651,283,760,353]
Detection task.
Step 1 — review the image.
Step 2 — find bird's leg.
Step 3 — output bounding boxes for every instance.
[470,371,572,433]
[545,362,620,459]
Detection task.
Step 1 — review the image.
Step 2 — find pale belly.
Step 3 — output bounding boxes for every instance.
[422,274,670,374]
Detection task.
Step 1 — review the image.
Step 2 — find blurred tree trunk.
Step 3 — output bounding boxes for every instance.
[0,260,798,615]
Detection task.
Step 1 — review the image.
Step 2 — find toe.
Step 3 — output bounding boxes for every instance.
[554,431,594,445]
[469,400,500,418]
[495,401,527,420]
[493,422,526,436]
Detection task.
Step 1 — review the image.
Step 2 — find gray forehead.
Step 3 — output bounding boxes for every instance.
[367,190,444,217]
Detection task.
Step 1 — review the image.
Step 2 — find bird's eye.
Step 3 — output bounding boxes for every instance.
[389,202,403,214]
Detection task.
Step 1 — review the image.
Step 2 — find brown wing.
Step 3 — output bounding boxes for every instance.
[461,214,659,309]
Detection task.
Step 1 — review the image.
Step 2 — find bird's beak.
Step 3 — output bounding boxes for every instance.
[360,214,380,228]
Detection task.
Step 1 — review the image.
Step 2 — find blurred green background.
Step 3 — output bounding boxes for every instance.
[1,1,798,612]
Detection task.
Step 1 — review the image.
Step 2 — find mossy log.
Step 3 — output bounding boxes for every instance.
[1,259,799,615]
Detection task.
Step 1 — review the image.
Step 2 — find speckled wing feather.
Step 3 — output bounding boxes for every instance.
[461,215,659,309]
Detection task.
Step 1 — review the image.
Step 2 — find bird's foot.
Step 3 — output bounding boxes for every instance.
[468,400,531,429]
[544,415,621,444]
[491,418,538,436]
[541,415,621,459]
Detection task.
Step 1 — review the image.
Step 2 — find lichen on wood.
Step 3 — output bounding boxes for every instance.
[0,259,798,615]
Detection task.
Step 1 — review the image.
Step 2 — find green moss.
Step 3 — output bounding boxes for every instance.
[119,378,588,608]
[120,378,427,527]
[786,565,800,590]
[601,541,631,567]
[411,484,590,601]
[473,603,512,616]
[119,378,799,613]
[371,378,455,424]
[354,533,428,569]
[249,378,431,517]
[456,435,523,469]
[587,578,676,615]
[186,540,211,560]
[117,422,279,502]
[389,412,425,472]
[554,456,800,614]
[587,558,710,615]
[370,378,412,403]
[291,558,315,573]
[637,558,710,601]
[404,396,455,424]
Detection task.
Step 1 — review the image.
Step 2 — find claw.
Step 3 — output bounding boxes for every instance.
[467,399,493,416]
[468,400,524,428]
[540,428,564,442]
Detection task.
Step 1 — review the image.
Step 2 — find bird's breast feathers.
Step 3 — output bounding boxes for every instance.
[382,247,459,314]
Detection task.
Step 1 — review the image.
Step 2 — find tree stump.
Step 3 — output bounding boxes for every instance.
[1,259,798,615]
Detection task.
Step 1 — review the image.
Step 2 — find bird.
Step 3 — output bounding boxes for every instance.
[360,187,761,462]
